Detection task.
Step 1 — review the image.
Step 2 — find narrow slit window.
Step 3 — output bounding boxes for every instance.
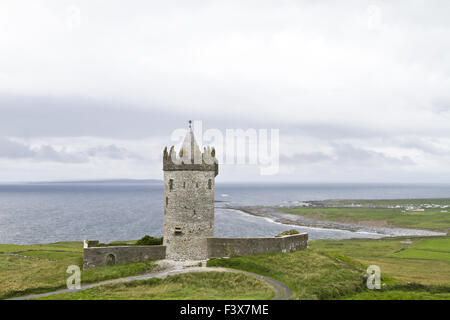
[196,182,199,188]
[169,179,173,191]
[166,197,169,207]
[183,181,186,188]
[208,179,212,189]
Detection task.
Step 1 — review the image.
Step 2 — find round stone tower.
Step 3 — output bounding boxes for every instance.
[162,125,218,260]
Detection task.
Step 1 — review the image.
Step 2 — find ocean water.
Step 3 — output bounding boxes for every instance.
[0,182,449,244]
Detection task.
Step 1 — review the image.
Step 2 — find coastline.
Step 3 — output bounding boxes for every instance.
[226,205,446,237]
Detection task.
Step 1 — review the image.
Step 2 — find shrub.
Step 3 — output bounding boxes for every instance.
[277,229,300,237]
[135,235,163,246]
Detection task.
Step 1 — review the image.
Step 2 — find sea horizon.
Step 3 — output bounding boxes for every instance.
[1,182,449,245]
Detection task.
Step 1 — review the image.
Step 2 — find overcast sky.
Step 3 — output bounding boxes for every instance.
[1,0,450,183]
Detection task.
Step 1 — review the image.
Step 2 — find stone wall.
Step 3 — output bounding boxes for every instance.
[83,234,308,269]
[206,233,308,258]
[83,245,166,269]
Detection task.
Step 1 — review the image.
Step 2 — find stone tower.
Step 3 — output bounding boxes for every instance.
[162,125,218,260]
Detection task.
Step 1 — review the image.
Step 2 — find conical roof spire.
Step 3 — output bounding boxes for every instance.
[180,122,201,163]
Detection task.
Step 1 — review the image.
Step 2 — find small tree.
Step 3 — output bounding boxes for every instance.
[277,229,300,237]
[136,235,163,246]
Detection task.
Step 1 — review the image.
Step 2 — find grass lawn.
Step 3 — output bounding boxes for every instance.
[309,236,450,286]
[3,236,450,300]
[320,198,450,207]
[346,290,450,300]
[0,241,156,299]
[279,206,450,231]
[310,236,450,299]
[36,272,273,300]
[208,248,367,300]
[209,236,450,300]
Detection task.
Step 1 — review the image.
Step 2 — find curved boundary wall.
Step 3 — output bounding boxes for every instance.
[206,233,308,258]
[83,245,166,269]
[83,234,308,269]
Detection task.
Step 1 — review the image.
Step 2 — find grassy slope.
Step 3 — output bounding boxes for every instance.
[310,236,450,299]
[208,249,366,300]
[309,236,450,286]
[322,198,450,207]
[37,272,273,300]
[3,236,450,300]
[208,236,450,300]
[0,241,156,299]
[346,290,450,300]
[279,207,450,231]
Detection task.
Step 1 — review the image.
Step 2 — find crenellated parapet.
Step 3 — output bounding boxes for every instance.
[162,127,218,176]
[163,145,218,176]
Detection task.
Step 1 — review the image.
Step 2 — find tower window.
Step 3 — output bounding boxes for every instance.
[174,227,182,235]
[183,181,186,188]
[169,179,173,191]
[166,197,169,207]
[196,182,199,188]
[208,179,212,189]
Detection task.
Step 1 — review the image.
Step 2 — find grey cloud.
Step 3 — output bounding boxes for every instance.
[291,123,385,140]
[0,94,271,139]
[1,1,450,182]
[34,145,88,163]
[86,145,144,160]
[0,138,35,158]
[431,97,450,114]
[0,94,179,139]
[281,144,415,167]
[280,152,332,165]
[0,137,143,163]
[390,137,448,156]
[0,93,308,140]
[0,138,88,163]
[331,143,415,166]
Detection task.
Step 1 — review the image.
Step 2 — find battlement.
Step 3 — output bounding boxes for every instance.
[162,128,218,176]
[163,146,218,176]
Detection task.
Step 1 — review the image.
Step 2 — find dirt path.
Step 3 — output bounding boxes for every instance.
[7,260,292,300]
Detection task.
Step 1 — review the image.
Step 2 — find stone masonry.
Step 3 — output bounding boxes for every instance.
[163,128,218,260]
[83,245,166,269]
[207,233,308,258]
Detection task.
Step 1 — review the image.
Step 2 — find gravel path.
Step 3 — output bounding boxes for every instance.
[7,260,292,300]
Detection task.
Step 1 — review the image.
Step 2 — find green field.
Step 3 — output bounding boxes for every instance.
[310,236,450,286]
[2,235,450,300]
[208,248,367,299]
[209,236,450,300]
[279,205,450,231]
[0,242,156,299]
[36,272,273,300]
[320,198,450,207]
[346,290,450,300]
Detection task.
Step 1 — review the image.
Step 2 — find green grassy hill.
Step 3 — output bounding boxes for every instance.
[36,272,273,300]
[2,235,449,300]
[0,241,155,299]
[280,206,450,231]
